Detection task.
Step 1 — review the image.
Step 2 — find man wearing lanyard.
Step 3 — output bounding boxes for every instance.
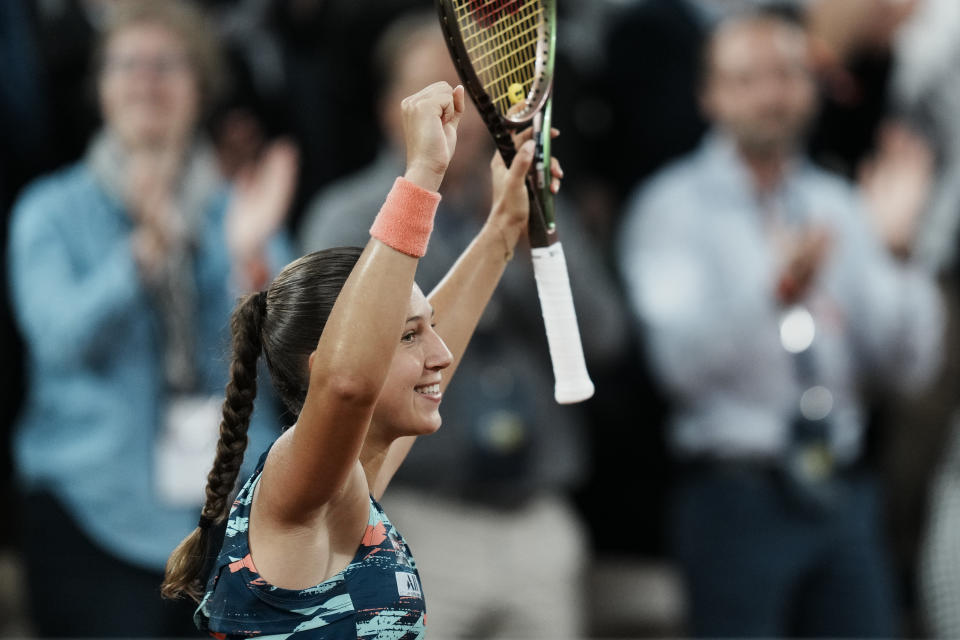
[618,7,943,637]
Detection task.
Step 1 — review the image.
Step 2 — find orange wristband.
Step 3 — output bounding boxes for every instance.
[369,177,441,258]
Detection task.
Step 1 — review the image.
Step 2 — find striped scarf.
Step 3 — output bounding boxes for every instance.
[86,130,223,392]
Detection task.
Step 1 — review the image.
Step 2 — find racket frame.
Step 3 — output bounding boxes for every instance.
[435,0,594,404]
[436,0,558,247]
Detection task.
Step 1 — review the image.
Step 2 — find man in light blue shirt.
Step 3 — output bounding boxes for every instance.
[618,7,942,637]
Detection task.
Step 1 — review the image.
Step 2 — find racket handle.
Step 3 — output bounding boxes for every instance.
[530,243,595,404]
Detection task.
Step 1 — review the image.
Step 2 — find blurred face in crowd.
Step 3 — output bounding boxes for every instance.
[99,21,200,151]
[381,30,491,187]
[702,18,816,158]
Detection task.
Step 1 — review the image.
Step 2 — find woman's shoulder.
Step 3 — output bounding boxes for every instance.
[8,163,111,254]
[13,162,100,219]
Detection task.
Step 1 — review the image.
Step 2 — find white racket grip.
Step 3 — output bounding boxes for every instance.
[530,243,595,404]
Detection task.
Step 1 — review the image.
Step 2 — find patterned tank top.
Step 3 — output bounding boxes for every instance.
[194,450,426,638]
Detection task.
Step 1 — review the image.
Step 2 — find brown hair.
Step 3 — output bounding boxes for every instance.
[94,0,226,113]
[161,247,363,602]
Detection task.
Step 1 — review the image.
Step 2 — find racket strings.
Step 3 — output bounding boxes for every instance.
[450,0,546,116]
[463,2,539,91]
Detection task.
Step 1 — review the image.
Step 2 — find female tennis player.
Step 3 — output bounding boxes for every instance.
[162,81,561,637]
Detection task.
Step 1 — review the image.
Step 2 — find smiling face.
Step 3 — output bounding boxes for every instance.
[371,285,453,437]
[98,21,200,151]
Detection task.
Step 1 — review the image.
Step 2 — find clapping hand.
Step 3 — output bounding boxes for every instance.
[226,138,299,288]
[776,226,833,305]
[127,150,183,285]
[859,122,934,259]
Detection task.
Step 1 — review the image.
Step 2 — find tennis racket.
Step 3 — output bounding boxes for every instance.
[436,0,593,404]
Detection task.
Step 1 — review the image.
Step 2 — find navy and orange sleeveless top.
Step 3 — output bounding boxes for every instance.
[194,451,426,638]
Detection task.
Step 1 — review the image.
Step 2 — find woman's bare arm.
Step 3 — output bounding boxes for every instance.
[258,83,464,524]
[372,139,562,498]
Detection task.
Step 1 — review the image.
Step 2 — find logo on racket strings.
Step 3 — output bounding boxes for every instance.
[508,83,525,105]
[468,0,521,29]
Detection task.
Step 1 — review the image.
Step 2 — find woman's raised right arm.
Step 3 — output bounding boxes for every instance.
[258,83,464,523]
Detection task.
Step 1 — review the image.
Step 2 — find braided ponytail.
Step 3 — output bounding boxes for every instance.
[162,291,264,602]
[162,247,364,601]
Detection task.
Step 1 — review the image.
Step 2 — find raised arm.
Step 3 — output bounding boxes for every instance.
[372,137,558,498]
[258,83,464,523]
[429,142,539,382]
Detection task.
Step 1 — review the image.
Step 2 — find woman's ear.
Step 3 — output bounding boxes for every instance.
[308,349,317,371]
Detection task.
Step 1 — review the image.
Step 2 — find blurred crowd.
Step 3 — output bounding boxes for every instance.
[2,0,960,637]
